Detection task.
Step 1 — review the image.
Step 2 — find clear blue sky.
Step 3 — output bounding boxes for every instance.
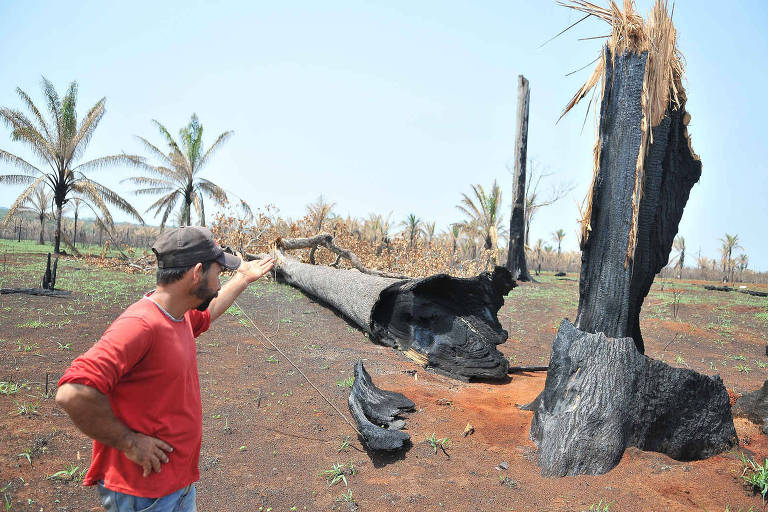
[1,1,766,269]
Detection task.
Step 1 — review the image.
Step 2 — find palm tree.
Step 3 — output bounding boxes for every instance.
[457,180,505,253]
[0,77,144,253]
[422,221,436,247]
[552,229,566,271]
[124,114,231,228]
[736,253,749,282]
[13,184,52,244]
[306,195,336,232]
[401,213,422,250]
[672,235,686,279]
[533,238,544,274]
[719,233,741,283]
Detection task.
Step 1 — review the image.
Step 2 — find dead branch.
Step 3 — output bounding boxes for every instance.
[275,233,410,279]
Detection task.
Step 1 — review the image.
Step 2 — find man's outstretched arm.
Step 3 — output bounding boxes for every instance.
[55,383,173,477]
[207,256,275,322]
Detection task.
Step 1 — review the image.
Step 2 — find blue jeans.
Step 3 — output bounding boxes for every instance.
[97,481,197,512]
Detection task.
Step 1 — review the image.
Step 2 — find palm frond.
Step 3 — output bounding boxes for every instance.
[72,153,146,173]
[0,149,43,176]
[151,119,181,154]
[135,135,174,166]
[1,175,47,227]
[73,175,144,224]
[195,130,233,173]
[196,178,228,205]
[68,98,105,162]
[15,87,53,141]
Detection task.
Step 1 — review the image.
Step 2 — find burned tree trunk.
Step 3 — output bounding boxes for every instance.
[274,252,514,381]
[506,75,533,282]
[574,48,700,354]
[525,2,736,477]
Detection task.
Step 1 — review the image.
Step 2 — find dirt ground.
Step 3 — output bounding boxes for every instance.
[2,252,768,511]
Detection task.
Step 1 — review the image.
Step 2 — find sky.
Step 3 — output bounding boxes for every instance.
[1,1,766,269]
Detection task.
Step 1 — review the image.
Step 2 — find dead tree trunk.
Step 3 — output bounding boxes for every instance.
[271,236,515,381]
[506,75,533,282]
[524,3,736,476]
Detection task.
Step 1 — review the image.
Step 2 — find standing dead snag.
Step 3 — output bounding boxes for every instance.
[506,75,534,282]
[272,235,515,381]
[524,1,736,476]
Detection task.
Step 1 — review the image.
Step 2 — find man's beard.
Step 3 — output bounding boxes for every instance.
[194,282,219,311]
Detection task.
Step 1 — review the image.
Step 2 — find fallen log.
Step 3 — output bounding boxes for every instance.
[522,319,736,476]
[274,253,515,381]
[703,285,768,298]
[1,288,72,297]
[348,361,414,451]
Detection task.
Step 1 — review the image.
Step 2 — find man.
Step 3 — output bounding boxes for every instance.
[56,226,274,511]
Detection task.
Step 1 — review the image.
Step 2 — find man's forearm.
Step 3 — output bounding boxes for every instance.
[208,272,250,322]
[55,383,133,451]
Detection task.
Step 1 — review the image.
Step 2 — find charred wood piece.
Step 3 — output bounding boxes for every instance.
[703,285,768,298]
[733,380,768,434]
[348,361,414,451]
[1,288,71,297]
[275,256,515,381]
[523,319,736,476]
[42,253,58,290]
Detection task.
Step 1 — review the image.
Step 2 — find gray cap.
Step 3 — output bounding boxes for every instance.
[152,226,241,271]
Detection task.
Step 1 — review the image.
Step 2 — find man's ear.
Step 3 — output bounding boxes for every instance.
[190,262,205,284]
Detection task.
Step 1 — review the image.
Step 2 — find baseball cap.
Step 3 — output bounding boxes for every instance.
[152,226,241,271]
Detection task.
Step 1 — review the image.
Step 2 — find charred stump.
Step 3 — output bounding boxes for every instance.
[527,2,735,476]
[274,256,515,381]
[348,361,414,451]
[523,320,736,476]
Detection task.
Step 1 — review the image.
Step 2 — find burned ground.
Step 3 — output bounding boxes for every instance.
[1,252,768,511]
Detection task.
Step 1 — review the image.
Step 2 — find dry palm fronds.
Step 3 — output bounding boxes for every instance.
[559,0,695,265]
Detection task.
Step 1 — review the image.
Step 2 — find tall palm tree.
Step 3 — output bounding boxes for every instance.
[422,221,436,247]
[124,114,231,228]
[672,235,686,279]
[552,229,566,271]
[14,184,52,244]
[401,213,422,250]
[533,238,544,274]
[719,233,741,283]
[0,77,144,253]
[456,180,505,251]
[736,253,749,282]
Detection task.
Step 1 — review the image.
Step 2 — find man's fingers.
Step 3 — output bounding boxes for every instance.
[150,454,161,473]
[142,463,151,477]
[155,447,169,463]
[156,439,174,453]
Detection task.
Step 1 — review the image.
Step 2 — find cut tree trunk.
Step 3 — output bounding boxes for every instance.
[506,75,533,282]
[274,255,515,381]
[733,379,768,434]
[525,42,735,476]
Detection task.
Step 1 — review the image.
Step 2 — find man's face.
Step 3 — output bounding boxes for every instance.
[193,262,223,311]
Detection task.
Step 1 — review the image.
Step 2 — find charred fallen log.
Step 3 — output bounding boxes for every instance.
[703,285,768,298]
[274,256,514,381]
[1,288,71,297]
[348,361,414,451]
[527,1,735,476]
[523,320,736,476]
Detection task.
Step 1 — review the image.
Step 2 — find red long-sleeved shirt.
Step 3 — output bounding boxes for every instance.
[58,293,211,498]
